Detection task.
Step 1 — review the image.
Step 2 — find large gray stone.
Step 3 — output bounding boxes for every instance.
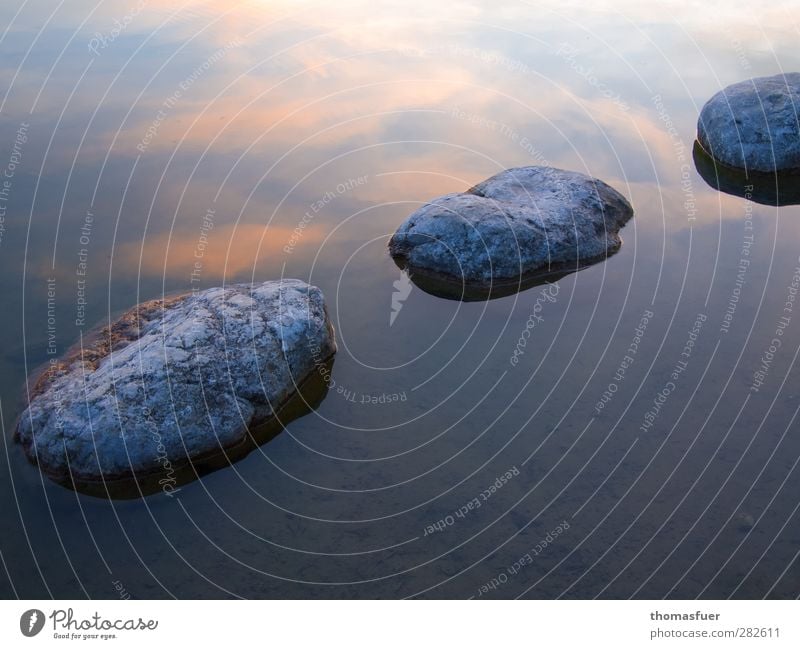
[697,73,800,174]
[15,280,335,496]
[388,166,633,299]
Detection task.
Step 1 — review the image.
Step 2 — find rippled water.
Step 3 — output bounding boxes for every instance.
[2,0,800,599]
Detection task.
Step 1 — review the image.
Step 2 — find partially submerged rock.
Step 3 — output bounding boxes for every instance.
[388,166,633,300]
[15,280,335,497]
[697,73,800,174]
[693,140,800,206]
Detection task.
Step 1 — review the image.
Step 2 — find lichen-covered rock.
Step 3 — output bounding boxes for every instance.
[697,73,800,174]
[15,280,335,496]
[388,166,633,299]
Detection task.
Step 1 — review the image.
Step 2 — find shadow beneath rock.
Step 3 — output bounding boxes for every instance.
[693,140,800,206]
[391,253,614,301]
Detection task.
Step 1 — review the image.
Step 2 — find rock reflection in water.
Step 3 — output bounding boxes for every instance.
[693,140,800,206]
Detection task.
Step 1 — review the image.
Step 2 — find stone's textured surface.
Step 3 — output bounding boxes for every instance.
[16,280,335,488]
[697,73,800,173]
[388,166,633,291]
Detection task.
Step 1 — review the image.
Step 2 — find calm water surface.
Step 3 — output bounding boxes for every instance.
[2,0,800,598]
